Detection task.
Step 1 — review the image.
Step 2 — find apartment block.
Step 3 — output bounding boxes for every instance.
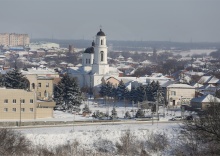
[0,33,30,46]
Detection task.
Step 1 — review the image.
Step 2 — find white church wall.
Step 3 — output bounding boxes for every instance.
[83,53,94,66]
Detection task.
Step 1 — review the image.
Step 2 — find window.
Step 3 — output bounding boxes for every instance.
[101,39,103,45]
[30,99,34,103]
[38,92,41,97]
[100,51,104,62]
[46,83,49,87]
[21,108,25,112]
[32,83,35,89]
[171,91,176,96]
[12,108,16,112]
[4,99,8,103]
[21,99,25,104]
[44,90,47,97]
[86,59,88,64]
[88,59,90,64]
[4,108,8,112]
[38,83,41,87]
[30,108,33,112]
[13,99,16,104]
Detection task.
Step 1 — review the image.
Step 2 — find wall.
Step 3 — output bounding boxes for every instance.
[0,88,36,120]
[167,87,195,106]
[36,108,53,118]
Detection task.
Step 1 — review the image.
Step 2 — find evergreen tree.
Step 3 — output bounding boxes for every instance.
[116,80,127,100]
[135,109,145,118]
[125,111,131,119]
[129,87,138,103]
[136,85,146,102]
[2,69,29,89]
[106,81,113,97]
[99,81,107,97]
[153,86,165,105]
[110,86,117,99]
[111,107,118,119]
[53,74,82,111]
[146,83,153,101]
[124,88,130,101]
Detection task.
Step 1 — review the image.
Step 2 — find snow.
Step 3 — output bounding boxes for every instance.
[167,83,195,88]
[17,122,180,151]
[13,99,194,155]
[178,49,215,57]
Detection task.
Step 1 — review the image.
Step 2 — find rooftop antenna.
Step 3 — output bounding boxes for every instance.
[100,25,102,30]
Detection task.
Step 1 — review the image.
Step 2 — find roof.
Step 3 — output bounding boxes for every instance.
[208,76,220,84]
[167,84,195,89]
[198,76,212,84]
[84,47,94,54]
[97,29,105,36]
[191,94,220,103]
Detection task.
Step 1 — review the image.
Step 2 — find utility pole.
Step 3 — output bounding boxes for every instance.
[19,98,22,127]
[156,91,159,121]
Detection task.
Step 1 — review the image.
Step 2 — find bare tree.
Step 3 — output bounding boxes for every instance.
[183,100,220,155]
[0,128,31,156]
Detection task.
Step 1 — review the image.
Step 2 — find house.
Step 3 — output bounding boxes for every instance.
[167,84,196,106]
[191,94,220,110]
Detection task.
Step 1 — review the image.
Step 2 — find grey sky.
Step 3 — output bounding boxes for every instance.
[0,0,220,42]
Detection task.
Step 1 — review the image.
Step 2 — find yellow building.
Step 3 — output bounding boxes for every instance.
[0,74,56,120]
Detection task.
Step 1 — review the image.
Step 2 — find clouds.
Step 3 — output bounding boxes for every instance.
[0,0,220,42]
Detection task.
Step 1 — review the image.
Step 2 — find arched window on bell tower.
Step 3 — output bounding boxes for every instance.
[101,39,103,45]
[100,51,104,62]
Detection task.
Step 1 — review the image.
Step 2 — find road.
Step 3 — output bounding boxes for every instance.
[7,120,182,129]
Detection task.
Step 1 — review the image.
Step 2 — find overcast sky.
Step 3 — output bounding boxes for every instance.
[0,0,220,42]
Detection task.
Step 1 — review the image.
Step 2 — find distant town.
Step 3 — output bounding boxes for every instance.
[0,30,220,155]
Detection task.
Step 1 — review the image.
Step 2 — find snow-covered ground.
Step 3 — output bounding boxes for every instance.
[18,122,180,154]
[14,99,193,155]
[52,99,192,122]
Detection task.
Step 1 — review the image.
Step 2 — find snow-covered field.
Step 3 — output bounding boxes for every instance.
[14,100,190,155]
[18,122,180,153]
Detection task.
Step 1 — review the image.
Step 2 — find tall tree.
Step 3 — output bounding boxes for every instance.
[2,69,29,89]
[136,85,146,102]
[54,74,82,111]
[117,80,127,100]
[129,87,137,103]
[99,81,107,97]
[146,83,153,101]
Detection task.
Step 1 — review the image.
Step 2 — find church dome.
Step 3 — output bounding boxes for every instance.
[84,47,94,54]
[97,29,105,36]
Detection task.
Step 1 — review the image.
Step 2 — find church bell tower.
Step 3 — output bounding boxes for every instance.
[92,29,109,75]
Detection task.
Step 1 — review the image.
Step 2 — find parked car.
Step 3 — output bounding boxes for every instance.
[170,116,182,121]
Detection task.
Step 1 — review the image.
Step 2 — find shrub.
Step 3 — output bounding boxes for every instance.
[0,128,31,156]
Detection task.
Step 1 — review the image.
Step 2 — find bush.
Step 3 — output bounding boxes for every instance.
[93,139,115,153]
[0,128,31,156]
[145,132,169,152]
[116,130,139,156]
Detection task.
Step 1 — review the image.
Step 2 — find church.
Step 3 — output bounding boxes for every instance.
[68,29,120,89]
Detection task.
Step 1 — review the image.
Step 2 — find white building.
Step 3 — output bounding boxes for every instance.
[68,29,119,88]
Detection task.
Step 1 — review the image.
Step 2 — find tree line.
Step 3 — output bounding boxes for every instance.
[99,80,165,104]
